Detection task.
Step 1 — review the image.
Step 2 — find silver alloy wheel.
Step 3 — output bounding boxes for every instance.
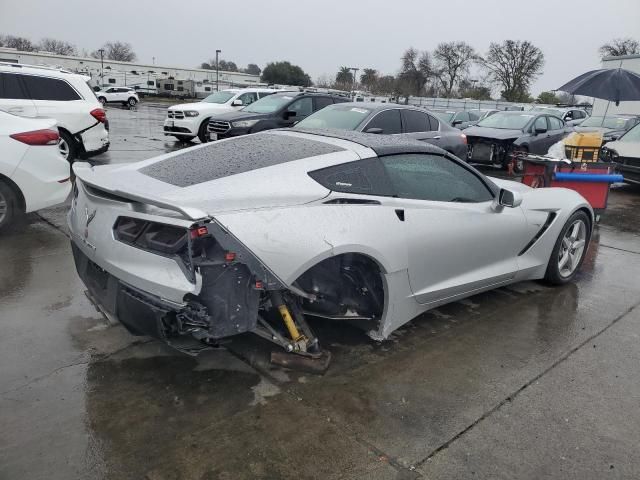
[128,97,136,106]
[58,138,70,160]
[558,219,587,278]
[0,189,7,224]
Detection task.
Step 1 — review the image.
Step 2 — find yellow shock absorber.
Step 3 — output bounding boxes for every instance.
[278,304,303,342]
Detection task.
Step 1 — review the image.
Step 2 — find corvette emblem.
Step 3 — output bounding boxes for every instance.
[84,207,97,239]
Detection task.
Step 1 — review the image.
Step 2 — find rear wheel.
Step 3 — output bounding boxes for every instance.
[173,135,195,142]
[127,97,137,107]
[198,120,210,143]
[0,180,19,231]
[544,211,590,285]
[98,96,106,105]
[58,130,78,163]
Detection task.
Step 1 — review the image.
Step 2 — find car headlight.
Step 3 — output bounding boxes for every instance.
[232,119,260,128]
[184,111,200,117]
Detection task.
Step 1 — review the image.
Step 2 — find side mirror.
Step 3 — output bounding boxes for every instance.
[497,188,522,209]
[284,110,297,119]
[534,126,547,135]
[365,127,383,134]
[232,99,243,106]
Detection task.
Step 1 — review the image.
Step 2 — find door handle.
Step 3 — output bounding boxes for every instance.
[432,135,441,140]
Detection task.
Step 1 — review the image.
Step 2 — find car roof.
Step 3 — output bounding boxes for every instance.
[288,128,446,156]
[327,102,429,112]
[0,62,86,80]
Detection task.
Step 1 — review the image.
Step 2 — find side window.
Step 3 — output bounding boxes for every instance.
[364,109,402,134]
[468,111,480,121]
[0,73,28,99]
[22,76,81,101]
[314,96,333,110]
[426,114,439,131]
[402,109,430,133]
[549,116,564,130]
[239,92,258,105]
[309,158,392,196]
[534,116,548,131]
[288,97,313,116]
[380,154,493,203]
[456,111,469,123]
[258,91,273,99]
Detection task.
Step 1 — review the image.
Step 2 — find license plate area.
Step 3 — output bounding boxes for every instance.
[210,133,218,141]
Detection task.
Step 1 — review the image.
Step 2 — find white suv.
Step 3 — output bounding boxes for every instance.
[164,88,280,142]
[96,86,139,107]
[0,62,109,162]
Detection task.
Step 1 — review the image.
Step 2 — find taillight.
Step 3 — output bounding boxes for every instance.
[460,133,467,145]
[10,129,59,146]
[90,108,107,123]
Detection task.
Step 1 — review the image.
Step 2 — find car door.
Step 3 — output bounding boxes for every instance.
[380,153,530,304]
[313,96,333,113]
[547,116,567,145]
[0,72,37,117]
[237,91,258,107]
[401,108,442,143]
[529,115,552,154]
[280,96,313,127]
[361,109,402,135]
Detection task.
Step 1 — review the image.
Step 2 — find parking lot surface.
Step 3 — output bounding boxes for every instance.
[2,104,640,480]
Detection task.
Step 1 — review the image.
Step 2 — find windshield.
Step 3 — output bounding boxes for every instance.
[580,116,632,130]
[295,105,371,130]
[620,123,640,142]
[202,91,236,104]
[477,113,534,130]
[242,94,296,113]
[433,111,455,122]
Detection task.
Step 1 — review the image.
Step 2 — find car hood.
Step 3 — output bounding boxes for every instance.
[463,126,523,140]
[168,102,233,112]
[489,177,532,194]
[605,140,640,157]
[209,110,272,122]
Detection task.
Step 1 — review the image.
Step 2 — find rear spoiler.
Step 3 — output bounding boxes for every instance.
[73,162,209,221]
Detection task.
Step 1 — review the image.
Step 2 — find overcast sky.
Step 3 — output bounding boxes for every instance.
[1,0,638,95]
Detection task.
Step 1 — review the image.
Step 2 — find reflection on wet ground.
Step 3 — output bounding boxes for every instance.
[1,104,640,479]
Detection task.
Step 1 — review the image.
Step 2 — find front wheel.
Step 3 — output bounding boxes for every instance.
[198,120,210,143]
[128,97,137,107]
[98,96,107,105]
[544,211,591,285]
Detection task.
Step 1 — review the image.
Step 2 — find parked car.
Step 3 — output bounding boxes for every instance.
[0,62,109,162]
[601,122,640,184]
[96,87,139,107]
[0,110,71,230]
[476,109,499,121]
[574,114,640,144]
[294,102,467,159]
[207,92,348,140]
[464,111,572,170]
[531,106,589,126]
[163,88,281,143]
[69,129,593,362]
[432,109,481,129]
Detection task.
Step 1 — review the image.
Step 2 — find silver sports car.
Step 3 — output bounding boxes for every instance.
[69,129,593,365]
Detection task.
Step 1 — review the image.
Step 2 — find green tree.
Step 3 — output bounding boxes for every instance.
[374,75,396,95]
[599,38,639,59]
[335,66,353,89]
[360,68,378,92]
[480,40,544,102]
[397,48,433,98]
[245,63,261,75]
[536,91,560,104]
[261,61,312,87]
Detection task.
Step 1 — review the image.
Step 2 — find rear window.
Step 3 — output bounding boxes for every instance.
[0,72,28,99]
[22,75,81,101]
[140,133,344,187]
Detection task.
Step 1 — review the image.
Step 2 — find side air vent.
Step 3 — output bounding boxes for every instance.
[518,212,557,256]
[323,198,381,205]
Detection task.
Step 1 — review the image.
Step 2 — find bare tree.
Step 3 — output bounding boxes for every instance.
[93,41,137,62]
[39,38,77,56]
[433,41,476,97]
[315,74,333,88]
[375,75,396,95]
[480,40,544,102]
[599,38,640,59]
[3,35,36,51]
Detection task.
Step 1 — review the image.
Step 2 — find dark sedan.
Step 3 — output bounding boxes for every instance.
[293,103,468,159]
[464,111,572,170]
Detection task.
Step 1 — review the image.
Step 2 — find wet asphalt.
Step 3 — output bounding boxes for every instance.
[2,104,640,479]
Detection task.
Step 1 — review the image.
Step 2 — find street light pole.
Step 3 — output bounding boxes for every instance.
[98,48,105,87]
[349,67,359,97]
[215,49,221,92]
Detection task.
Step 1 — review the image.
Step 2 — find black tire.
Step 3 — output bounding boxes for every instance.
[0,180,19,231]
[544,210,591,285]
[58,130,78,163]
[198,120,210,143]
[98,96,107,105]
[173,135,195,142]
[127,97,137,107]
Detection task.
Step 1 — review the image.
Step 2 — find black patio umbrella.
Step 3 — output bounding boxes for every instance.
[556,68,640,106]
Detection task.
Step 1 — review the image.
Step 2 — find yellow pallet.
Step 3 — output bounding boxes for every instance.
[563,132,603,162]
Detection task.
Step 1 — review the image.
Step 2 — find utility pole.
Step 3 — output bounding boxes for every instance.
[215,49,221,91]
[349,67,359,98]
[98,48,105,87]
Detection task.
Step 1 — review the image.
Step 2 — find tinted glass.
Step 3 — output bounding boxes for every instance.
[0,73,28,99]
[477,112,534,129]
[289,97,313,116]
[295,105,371,130]
[402,109,430,133]
[381,154,493,202]
[456,111,469,122]
[22,76,81,101]
[433,111,455,123]
[314,96,333,110]
[426,114,439,131]
[242,94,298,113]
[548,116,564,130]
[580,116,632,129]
[258,91,274,98]
[364,109,402,134]
[468,111,480,121]
[238,92,258,105]
[309,158,392,195]
[619,123,640,142]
